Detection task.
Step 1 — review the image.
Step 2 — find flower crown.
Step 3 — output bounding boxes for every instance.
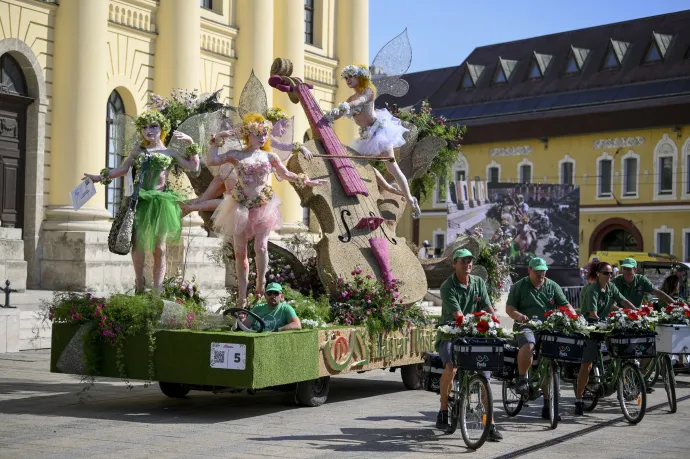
[341,64,371,80]
[135,110,171,133]
[238,120,272,138]
[265,107,288,123]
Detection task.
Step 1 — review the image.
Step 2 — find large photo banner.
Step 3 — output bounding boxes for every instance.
[446,181,581,282]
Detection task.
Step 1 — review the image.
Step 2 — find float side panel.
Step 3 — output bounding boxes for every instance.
[251,330,320,388]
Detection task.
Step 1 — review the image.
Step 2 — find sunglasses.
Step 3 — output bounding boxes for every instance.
[266,291,280,297]
[599,271,613,276]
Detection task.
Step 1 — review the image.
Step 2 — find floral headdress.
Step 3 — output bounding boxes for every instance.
[265,107,288,123]
[341,64,371,80]
[238,120,272,138]
[135,110,171,134]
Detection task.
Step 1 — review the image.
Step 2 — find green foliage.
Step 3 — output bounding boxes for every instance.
[386,100,467,202]
[282,286,330,325]
[161,268,205,308]
[465,227,513,304]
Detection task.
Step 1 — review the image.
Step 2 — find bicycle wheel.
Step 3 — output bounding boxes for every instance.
[446,374,461,434]
[502,379,523,416]
[643,359,660,388]
[574,380,599,412]
[618,361,646,424]
[460,374,493,450]
[661,355,677,413]
[545,360,560,429]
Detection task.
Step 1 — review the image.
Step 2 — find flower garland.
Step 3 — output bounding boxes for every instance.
[135,110,171,134]
[135,152,174,170]
[437,311,512,340]
[538,306,593,336]
[657,301,690,326]
[606,307,657,333]
[231,185,274,209]
[238,120,272,138]
[292,141,303,154]
[265,107,288,122]
[341,64,371,80]
[99,168,112,186]
[185,143,202,158]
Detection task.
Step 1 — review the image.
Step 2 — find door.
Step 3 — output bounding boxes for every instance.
[0,95,28,228]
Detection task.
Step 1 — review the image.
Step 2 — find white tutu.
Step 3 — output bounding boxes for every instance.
[351,109,408,157]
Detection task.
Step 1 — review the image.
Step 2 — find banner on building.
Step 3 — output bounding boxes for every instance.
[446,181,580,269]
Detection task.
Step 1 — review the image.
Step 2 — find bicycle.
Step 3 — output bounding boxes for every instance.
[565,330,649,424]
[445,337,504,450]
[640,352,677,413]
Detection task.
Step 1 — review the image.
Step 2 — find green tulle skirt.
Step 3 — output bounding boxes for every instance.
[134,189,184,252]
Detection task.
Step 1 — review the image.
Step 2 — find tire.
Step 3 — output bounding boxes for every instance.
[661,355,677,414]
[573,380,599,412]
[502,380,523,416]
[159,381,190,398]
[295,376,330,407]
[460,374,493,450]
[546,361,560,430]
[401,363,423,390]
[618,362,646,424]
[446,376,461,435]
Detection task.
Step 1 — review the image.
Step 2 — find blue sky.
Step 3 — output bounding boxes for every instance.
[369,0,690,73]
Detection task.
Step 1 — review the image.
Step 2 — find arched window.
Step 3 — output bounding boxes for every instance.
[0,54,28,96]
[105,90,126,217]
[601,229,638,252]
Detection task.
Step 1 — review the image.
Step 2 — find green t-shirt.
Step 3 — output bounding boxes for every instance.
[250,302,297,332]
[612,274,654,308]
[440,273,492,324]
[579,283,592,308]
[507,277,569,323]
[581,282,626,317]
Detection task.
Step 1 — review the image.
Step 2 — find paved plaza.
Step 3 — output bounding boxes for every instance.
[1,350,688,459]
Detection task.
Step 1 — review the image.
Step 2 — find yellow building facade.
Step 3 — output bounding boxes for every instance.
[0,0,368,291]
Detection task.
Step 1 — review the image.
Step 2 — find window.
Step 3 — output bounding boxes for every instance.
[199,0,212,9]
[659,156,673,194]
[599,158,612,197]
[603,49,619,69]
[488,167,499,184]
[304,0,314,45]
[433,230,446,257]
[623,156,638,196]
[565,55,579,74]
[520,165,531,183]
[455,170,466,182]
[0,54,28,96]
[602,230,638,251]
[528,60,542,79]
[645,44,661,63]
[105,90,125,217]
[461,71,474,89]
[560,162,573,186]
[686,146,690,195]
[657,232,672,255]
[435,177,446,203]
[684,230,690,262]
[493,68,507,84]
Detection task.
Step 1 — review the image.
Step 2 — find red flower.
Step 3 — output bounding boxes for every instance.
[473,311,485,317]
[666,306,676,313]
[639,306,652,316]
[685,310,690,319]
[491,315,500,324]
[608,311,616,317]
[627,311,640,321]
[455,315,464,327]
[476,321,489,333]
[558,306,570,314]
[544,310,555,318]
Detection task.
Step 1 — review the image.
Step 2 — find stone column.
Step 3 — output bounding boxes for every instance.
[272,0,305,232]
[334,0,368,144]
[234,0,274,108]
[47,0,111,231]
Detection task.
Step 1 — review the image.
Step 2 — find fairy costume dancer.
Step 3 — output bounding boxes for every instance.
[325,29,422,219]
[181,106,314,215]
[207,112,326,308]
[84,110,200,293]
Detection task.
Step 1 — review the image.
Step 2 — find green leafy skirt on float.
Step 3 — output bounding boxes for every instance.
[134,189,184,252]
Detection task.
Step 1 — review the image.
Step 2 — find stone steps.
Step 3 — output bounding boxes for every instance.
[19,309,52,350]
[0,227,27,291]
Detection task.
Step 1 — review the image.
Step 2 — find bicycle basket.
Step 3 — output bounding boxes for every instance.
[539,332,586,362]
[452,337,504,372]
[607,333,656,359]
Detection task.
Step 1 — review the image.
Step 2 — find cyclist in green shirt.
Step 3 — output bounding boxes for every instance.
[435,248,501,441]
[612,258,674,308]
[575,261,635,414]
[506,257,575,420]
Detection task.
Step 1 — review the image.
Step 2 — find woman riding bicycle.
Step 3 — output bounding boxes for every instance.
[575,261,635,414]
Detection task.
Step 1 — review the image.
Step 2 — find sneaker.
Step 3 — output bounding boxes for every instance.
[488,425,503,442]
[515,378,529,399]
[574,401,584,415]
[542,403,561,421]
[435,410,448,429]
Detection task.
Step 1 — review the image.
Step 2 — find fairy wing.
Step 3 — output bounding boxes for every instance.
[168,109,229,177]
[235,70,268,125]
[112,113,142,159]
[371,28,413,99]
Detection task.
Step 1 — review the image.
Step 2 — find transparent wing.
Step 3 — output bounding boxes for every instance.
[112,113,141,159]
[371,28,412,99]
[236,70,268,123]
[168,110,228,177]
[270,116,294,163]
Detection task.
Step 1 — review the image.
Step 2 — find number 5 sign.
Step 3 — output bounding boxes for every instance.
[210,342,247,370]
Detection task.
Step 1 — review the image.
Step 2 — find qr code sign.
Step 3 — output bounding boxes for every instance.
[210,342,246,370]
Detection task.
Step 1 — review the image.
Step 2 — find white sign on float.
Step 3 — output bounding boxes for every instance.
[210,342,247,370]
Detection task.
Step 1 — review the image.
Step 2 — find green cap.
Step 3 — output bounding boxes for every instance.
[265,282,283,293]
[620,257,637,268]
[529,257,549,271]
[452,248,475,260]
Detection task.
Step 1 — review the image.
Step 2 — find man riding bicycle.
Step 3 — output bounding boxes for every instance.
[505,257,576,420]
[435,248,502,441]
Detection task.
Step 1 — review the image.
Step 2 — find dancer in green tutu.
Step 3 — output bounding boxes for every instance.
[84,110,201,293]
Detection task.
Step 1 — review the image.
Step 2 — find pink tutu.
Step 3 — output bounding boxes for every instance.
[211,193,282,240]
